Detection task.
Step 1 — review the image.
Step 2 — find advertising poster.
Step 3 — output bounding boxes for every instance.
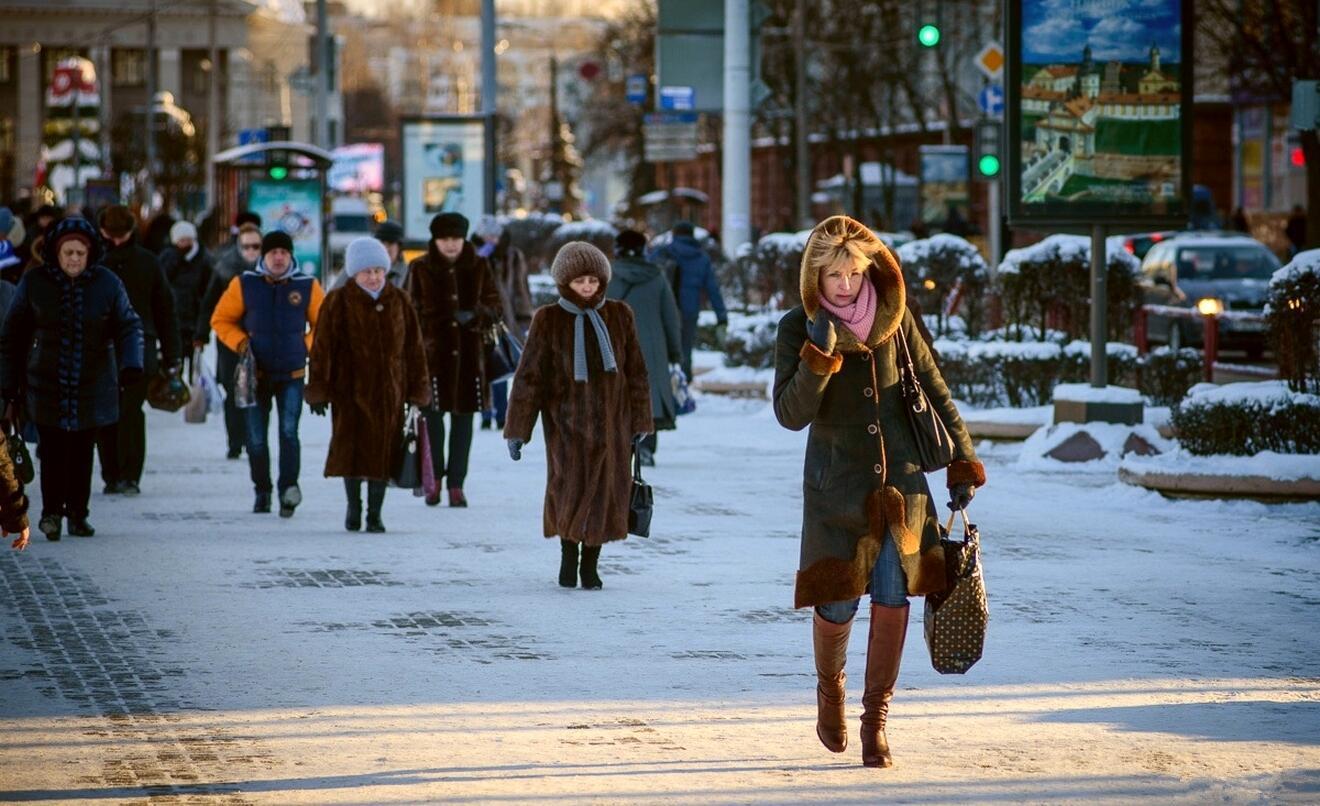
[400,117,486,243]
[328,143,385,194]
[1007,0,1191,224]
[247,179,323,278]
[919,145,970,231]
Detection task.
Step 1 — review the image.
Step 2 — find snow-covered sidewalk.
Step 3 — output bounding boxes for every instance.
[1,396,1317,804]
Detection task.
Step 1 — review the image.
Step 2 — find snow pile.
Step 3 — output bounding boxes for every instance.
[1179,381,1320,414]
[1062,340,1139,361]
[1270,248,1320,287]
[1120,448,1320,483]
[1017,421,1173,473]
[934,338,1062,361]
[693,364,775,396]
[1052,383,1143,405]
[999,233,1140,276]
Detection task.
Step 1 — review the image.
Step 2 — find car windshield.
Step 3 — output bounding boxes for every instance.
[334,214,372,232]
[1175,245,1280,280]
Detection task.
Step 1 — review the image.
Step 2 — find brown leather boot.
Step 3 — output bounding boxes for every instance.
[860,603,909,768]
[812,611,853,753]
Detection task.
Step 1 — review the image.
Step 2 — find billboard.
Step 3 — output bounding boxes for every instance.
[400,117,487,244]
[328,143,385,193]
[919,145,970,231]
[1006,0,1192,226]
[247,179,323,278]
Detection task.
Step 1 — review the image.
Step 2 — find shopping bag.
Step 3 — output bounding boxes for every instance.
[628,447,653,538]
[183,349,208,424]
[146,367,190,412]
[923,509,989,674]
[2,422,34,486]
[484,322,524,385]
[233,347,258,409]
[417,411,440,499]
[392,409,422,489]
[196,353,225,415]
[671,365,696,416]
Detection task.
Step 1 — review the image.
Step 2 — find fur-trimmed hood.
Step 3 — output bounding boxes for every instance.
[798,216,906,351]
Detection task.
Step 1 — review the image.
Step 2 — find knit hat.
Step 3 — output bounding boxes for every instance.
[170,220,198,244]
[344,237,391,277]
[551,241,612,288]
[474,214,503,240]
[262,230,294,257]
[375,220,404,244]
[43,216,102,267]
[235,210,262,229]
[0,207,12,238]
[430,212,469,239]
[614,228,648,257]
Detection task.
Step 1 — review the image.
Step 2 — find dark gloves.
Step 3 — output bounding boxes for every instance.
[808,315,837,355]
[119,367,144,389]
[507,439,523,461]
[309,401,329,416]
[454,309,476,326]
[949,483,976,512]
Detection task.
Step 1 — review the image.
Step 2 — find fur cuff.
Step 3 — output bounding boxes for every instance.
[799,342,843,376]
[947,460,987,488]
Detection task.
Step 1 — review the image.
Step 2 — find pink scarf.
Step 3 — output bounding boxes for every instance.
[818,276,877,342]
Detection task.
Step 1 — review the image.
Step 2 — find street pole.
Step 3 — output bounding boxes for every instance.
[722,0,752,258]
[987,173,1001,269]
[144,0,157,214]
[314,0,329,148]
[793,0,809,228]
[480,0,497,215]
[206,0,219,211]
[1090,224,1107,387]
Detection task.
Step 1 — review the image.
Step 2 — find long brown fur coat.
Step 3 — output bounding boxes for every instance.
[504,297,653,545]
[305,282,431,479]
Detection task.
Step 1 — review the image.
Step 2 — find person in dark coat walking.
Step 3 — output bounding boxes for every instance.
[158,220,213,373]
[505,242,653,590]
[774,216,984,769]
[94,205,182,495]
[307,238,431,533]
[405,212,503,507]
[607,229,682,466]
[0,217,144,541]
[651,221,727,381]
[196,223,261,459]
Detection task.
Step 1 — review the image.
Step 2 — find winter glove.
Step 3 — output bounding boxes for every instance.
[309,401,329,416]
[948,483,976,512]
[454,309,476,326]
[808,315,837,355]
[506,438,523,461]
[714,323,728,348]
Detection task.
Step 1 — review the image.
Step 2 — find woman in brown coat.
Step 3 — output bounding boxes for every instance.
[307,238,430,533]
[504,242,653,590]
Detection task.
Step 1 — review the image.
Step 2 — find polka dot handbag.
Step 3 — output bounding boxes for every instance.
[923,509,988,674]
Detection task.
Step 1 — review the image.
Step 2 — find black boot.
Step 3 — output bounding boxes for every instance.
[38,515,61,541]
[365,481,387,533]
[344,479,363,532]
[253,490,272,514]
[559,539,578,588]
[580,545,603,590]
[67,518,95,538]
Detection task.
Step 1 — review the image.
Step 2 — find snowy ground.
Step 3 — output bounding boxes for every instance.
[1,392,1318,804]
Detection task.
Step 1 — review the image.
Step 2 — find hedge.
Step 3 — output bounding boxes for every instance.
[1266,248,1320,395]
[1171,382,1320,456]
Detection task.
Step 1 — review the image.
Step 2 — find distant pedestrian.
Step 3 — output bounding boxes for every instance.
[0,427,29,550]
[0,207,21,286]
[211,230,325,517]
[1230,207,1249,233]
[504,242,652,591]
[773,215,982,768]
[95,205,182,496]
[1,217,144,541]
[329,220,409,291]
[607,228,682,467]
[1286,205,1308,256]
[143,212,176,255]
[473,214,532,431]
[650,221,727,381]
[307,238,431,533]
[159,220,213,374]
[405,212,503,508]
[196,223,260,459]
[17,205,62,271]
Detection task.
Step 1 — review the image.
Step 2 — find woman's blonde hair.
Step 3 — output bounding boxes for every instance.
[803,216,885,279]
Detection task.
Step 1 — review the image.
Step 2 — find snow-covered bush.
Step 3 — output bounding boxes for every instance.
[548,219,619,257]
[897,235,990,338]
[1171,381,1320,456]
[504,212,564,272]
[997,234,1142,343]
[934,337,1138,407]
[721,311,781,370]
[734,230,811,308]
[1266,248,1320,394]
[1136,347,1204,405]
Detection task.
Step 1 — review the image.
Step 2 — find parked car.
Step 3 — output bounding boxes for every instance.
[328,197,374,270]
[1115,230,1178,261]
[1138,233,1281,358]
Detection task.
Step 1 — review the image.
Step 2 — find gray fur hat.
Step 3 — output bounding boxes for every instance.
[550,241,612,288]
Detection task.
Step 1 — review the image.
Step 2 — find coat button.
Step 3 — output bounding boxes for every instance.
[376,304,384,312]
[864,387,874,398]
[873,463,883,474]
[868,424,878,435]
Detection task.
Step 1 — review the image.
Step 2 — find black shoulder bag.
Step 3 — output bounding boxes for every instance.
[628,448,653,538]
[895,329,957,472]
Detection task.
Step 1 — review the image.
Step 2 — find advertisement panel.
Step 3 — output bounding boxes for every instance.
[328,143,385,193]
[919,145,971,230]
[400,117,487,244]
[247,179,323,278]
[1006,0,1193,226]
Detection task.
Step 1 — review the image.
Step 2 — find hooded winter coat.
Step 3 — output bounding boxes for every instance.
[405,241,503,413]
[305,282,431,479]
[606,255,683,427]
[158,244,213,339]
[653,235,728,322]
[773,220,985,608]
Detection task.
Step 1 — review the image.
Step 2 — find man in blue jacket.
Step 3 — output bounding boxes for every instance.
[651,221,727,380]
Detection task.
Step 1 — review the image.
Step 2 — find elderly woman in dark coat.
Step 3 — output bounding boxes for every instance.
[773,215,984,769]
[307,238,431,533]
[1,217,144,541]
[504,242,652,591]
[606,229,683,466]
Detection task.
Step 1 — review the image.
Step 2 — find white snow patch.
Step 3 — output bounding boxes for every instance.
[897,234,990,278]
[1272,247,1320,286]
[1052,384,1144,405]
[999,233,1140,276]
[1121,449,1320,483]
[960,403,1053,425]
[1180,380,1320,412]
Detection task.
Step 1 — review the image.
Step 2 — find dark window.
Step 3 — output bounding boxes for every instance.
[113,49,147,87]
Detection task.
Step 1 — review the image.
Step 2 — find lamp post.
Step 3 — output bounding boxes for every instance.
[1196,297,1224,382]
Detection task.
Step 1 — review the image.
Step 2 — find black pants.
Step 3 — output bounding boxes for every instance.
[216,343,247,454]
[96,376,148,485]
[344,478,387,515]
[36,425,97,520]
[421,410,474,489]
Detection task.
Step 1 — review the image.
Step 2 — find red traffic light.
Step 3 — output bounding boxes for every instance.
[1291,147,1306,167]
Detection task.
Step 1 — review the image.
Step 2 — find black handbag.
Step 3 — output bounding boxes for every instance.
[484,322,524,385]
[895,330,957,472]
[392,408,423,489]
[923,509,989,674]
[3,424,34,486]
[628,447,653,538]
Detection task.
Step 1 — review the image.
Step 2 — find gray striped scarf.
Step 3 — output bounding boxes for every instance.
[556,296,617,382]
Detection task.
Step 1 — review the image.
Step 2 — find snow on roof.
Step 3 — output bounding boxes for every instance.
[897,234,990,276]
[1271,248,1320,287]
[999,233,1140,275]
[1180,381,1320,412]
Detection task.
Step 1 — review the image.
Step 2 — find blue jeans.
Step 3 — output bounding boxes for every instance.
[482,380,509,426]
[246,377,303,494]
[816,531,909,624]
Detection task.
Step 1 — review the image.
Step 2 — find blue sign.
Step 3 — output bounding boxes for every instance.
[659,85,695,111]
[238,128,269,146]
[978,84,1004,117]
[626,74,648,106]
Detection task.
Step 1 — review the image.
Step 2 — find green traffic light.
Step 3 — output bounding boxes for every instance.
[978,154,1001,177]
[917,24,941,47]
[268,165,289,180]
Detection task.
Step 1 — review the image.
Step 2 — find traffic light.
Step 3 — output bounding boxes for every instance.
[917,1,941,47]
[974,118,1002,181]
[268,165,289,180]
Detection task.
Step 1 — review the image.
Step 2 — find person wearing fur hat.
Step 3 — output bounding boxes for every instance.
[773,215,984,769]
[504,242,653,590]
[405,212,504,507]
[606,228,682,466]
[0,217,145,540]
[158,220,213,373]
[307,238,431,533]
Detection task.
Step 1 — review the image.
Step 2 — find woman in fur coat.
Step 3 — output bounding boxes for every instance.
[504,242,653,590]
[306,238,431,533]
[773,216,984,769]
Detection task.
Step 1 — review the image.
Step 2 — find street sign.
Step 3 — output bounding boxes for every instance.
[626,74,648,106]
[974,42,1004,80]
[643,111,699,162]
[659,85,696,111]
[977,84,1004,117]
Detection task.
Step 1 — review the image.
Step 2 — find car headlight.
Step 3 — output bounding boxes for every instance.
[1195,297,1224,317]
